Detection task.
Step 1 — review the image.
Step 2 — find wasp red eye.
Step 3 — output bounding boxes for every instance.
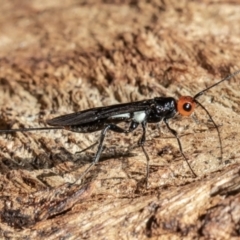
[177,96,196,116]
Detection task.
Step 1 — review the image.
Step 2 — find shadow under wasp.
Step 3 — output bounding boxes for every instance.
[1,70,240,187]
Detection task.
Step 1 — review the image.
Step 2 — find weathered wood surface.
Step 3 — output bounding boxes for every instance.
[0,1,240,239]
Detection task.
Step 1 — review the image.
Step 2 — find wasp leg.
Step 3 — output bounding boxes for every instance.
[75,121,139,155]
[74,121,141,184]
[75,141,99,154]
[163,119,197,177]
[128,121,139,132]
[109,121,139,133]
[72,125,111,184]
[111,121,150,188]
[138,121,147,146]
[137,121,150,188]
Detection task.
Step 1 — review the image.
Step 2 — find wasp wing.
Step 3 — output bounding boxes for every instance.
[47,100,153,126]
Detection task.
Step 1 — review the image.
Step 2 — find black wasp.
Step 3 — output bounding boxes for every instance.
[1,70,240,186]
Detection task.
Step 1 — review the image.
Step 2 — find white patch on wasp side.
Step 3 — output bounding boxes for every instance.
[133,111,146,123]
[110,113,130,119]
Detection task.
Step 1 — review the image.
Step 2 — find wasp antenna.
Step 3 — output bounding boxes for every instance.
[194,70,240,99]
[194,99,223,162]
[0,126,63,133]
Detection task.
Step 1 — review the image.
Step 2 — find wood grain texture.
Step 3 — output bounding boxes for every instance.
[0,0,240,239]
